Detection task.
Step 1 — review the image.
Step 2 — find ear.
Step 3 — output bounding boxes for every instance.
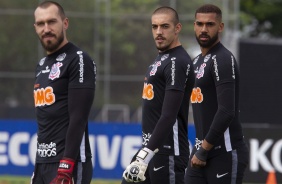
[175,23,182,34]
[218,22,224,33]
[63,18,69,30]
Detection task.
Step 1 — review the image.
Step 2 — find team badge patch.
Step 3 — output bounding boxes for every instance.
[49,62,63,80]
[196,63,206,79]
[56,53,66,61]
[150,61,161,76]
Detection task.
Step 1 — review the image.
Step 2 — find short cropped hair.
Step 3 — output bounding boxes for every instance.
[195,4,222,21]
[152,6,179,25]
[37,1,66,19]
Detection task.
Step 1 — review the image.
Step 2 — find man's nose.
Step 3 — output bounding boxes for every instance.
[200,25,208,33]
[43,23,51,32]
[156,27,162,34]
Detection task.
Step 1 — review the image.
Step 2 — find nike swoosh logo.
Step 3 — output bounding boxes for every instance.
[216,173,228,178]
[153,166,164,171]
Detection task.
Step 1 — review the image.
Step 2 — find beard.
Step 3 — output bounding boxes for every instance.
[155,39,171,52]
[40,30,64,53]
[156,44,170,52]
[195,33,218,48]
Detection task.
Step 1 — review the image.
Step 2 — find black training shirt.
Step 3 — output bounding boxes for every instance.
[33,42,96,163]
[142,46,194,156]
[191,42,245,157]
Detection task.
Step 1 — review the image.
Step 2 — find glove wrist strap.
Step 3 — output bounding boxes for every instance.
[58,157,75,174]
[137,147,155,164]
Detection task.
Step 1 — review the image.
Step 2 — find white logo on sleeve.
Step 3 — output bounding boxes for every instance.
[216,172,228,178]
[77,51,84,83]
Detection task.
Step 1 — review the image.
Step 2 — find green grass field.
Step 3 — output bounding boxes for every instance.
[0,175,121,184]
[0,175,263,184]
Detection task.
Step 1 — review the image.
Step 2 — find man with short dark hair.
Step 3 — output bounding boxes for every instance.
[122,6,194,184]
[185,4,249,184]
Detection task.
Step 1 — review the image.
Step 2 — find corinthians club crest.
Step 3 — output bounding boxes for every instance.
[49,62,63,80]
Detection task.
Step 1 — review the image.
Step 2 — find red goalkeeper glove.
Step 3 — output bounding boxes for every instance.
[50,157,75,184]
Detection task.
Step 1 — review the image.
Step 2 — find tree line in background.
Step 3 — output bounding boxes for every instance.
[0,0,281,119]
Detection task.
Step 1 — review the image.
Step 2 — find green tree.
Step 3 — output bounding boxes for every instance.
[0,0,241,119]
[240,0,282,37]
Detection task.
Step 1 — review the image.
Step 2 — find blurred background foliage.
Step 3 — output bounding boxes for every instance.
[0,0,281,121]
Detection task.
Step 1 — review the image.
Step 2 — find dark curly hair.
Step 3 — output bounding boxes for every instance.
[195,4,222,21]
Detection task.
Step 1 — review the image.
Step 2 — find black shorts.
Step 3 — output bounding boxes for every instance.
[122,153,189,184]
[30,159,93,184]
[185,144,249,184]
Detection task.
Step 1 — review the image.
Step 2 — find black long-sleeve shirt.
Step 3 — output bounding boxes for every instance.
[142,46,194,156]
[191,42,245,158]
[33,42,96,163]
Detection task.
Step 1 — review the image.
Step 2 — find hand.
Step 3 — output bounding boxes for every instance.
[123,159,147,182]
[50,157,75,184]
[123,147,158,182]
[191,147,208,168]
